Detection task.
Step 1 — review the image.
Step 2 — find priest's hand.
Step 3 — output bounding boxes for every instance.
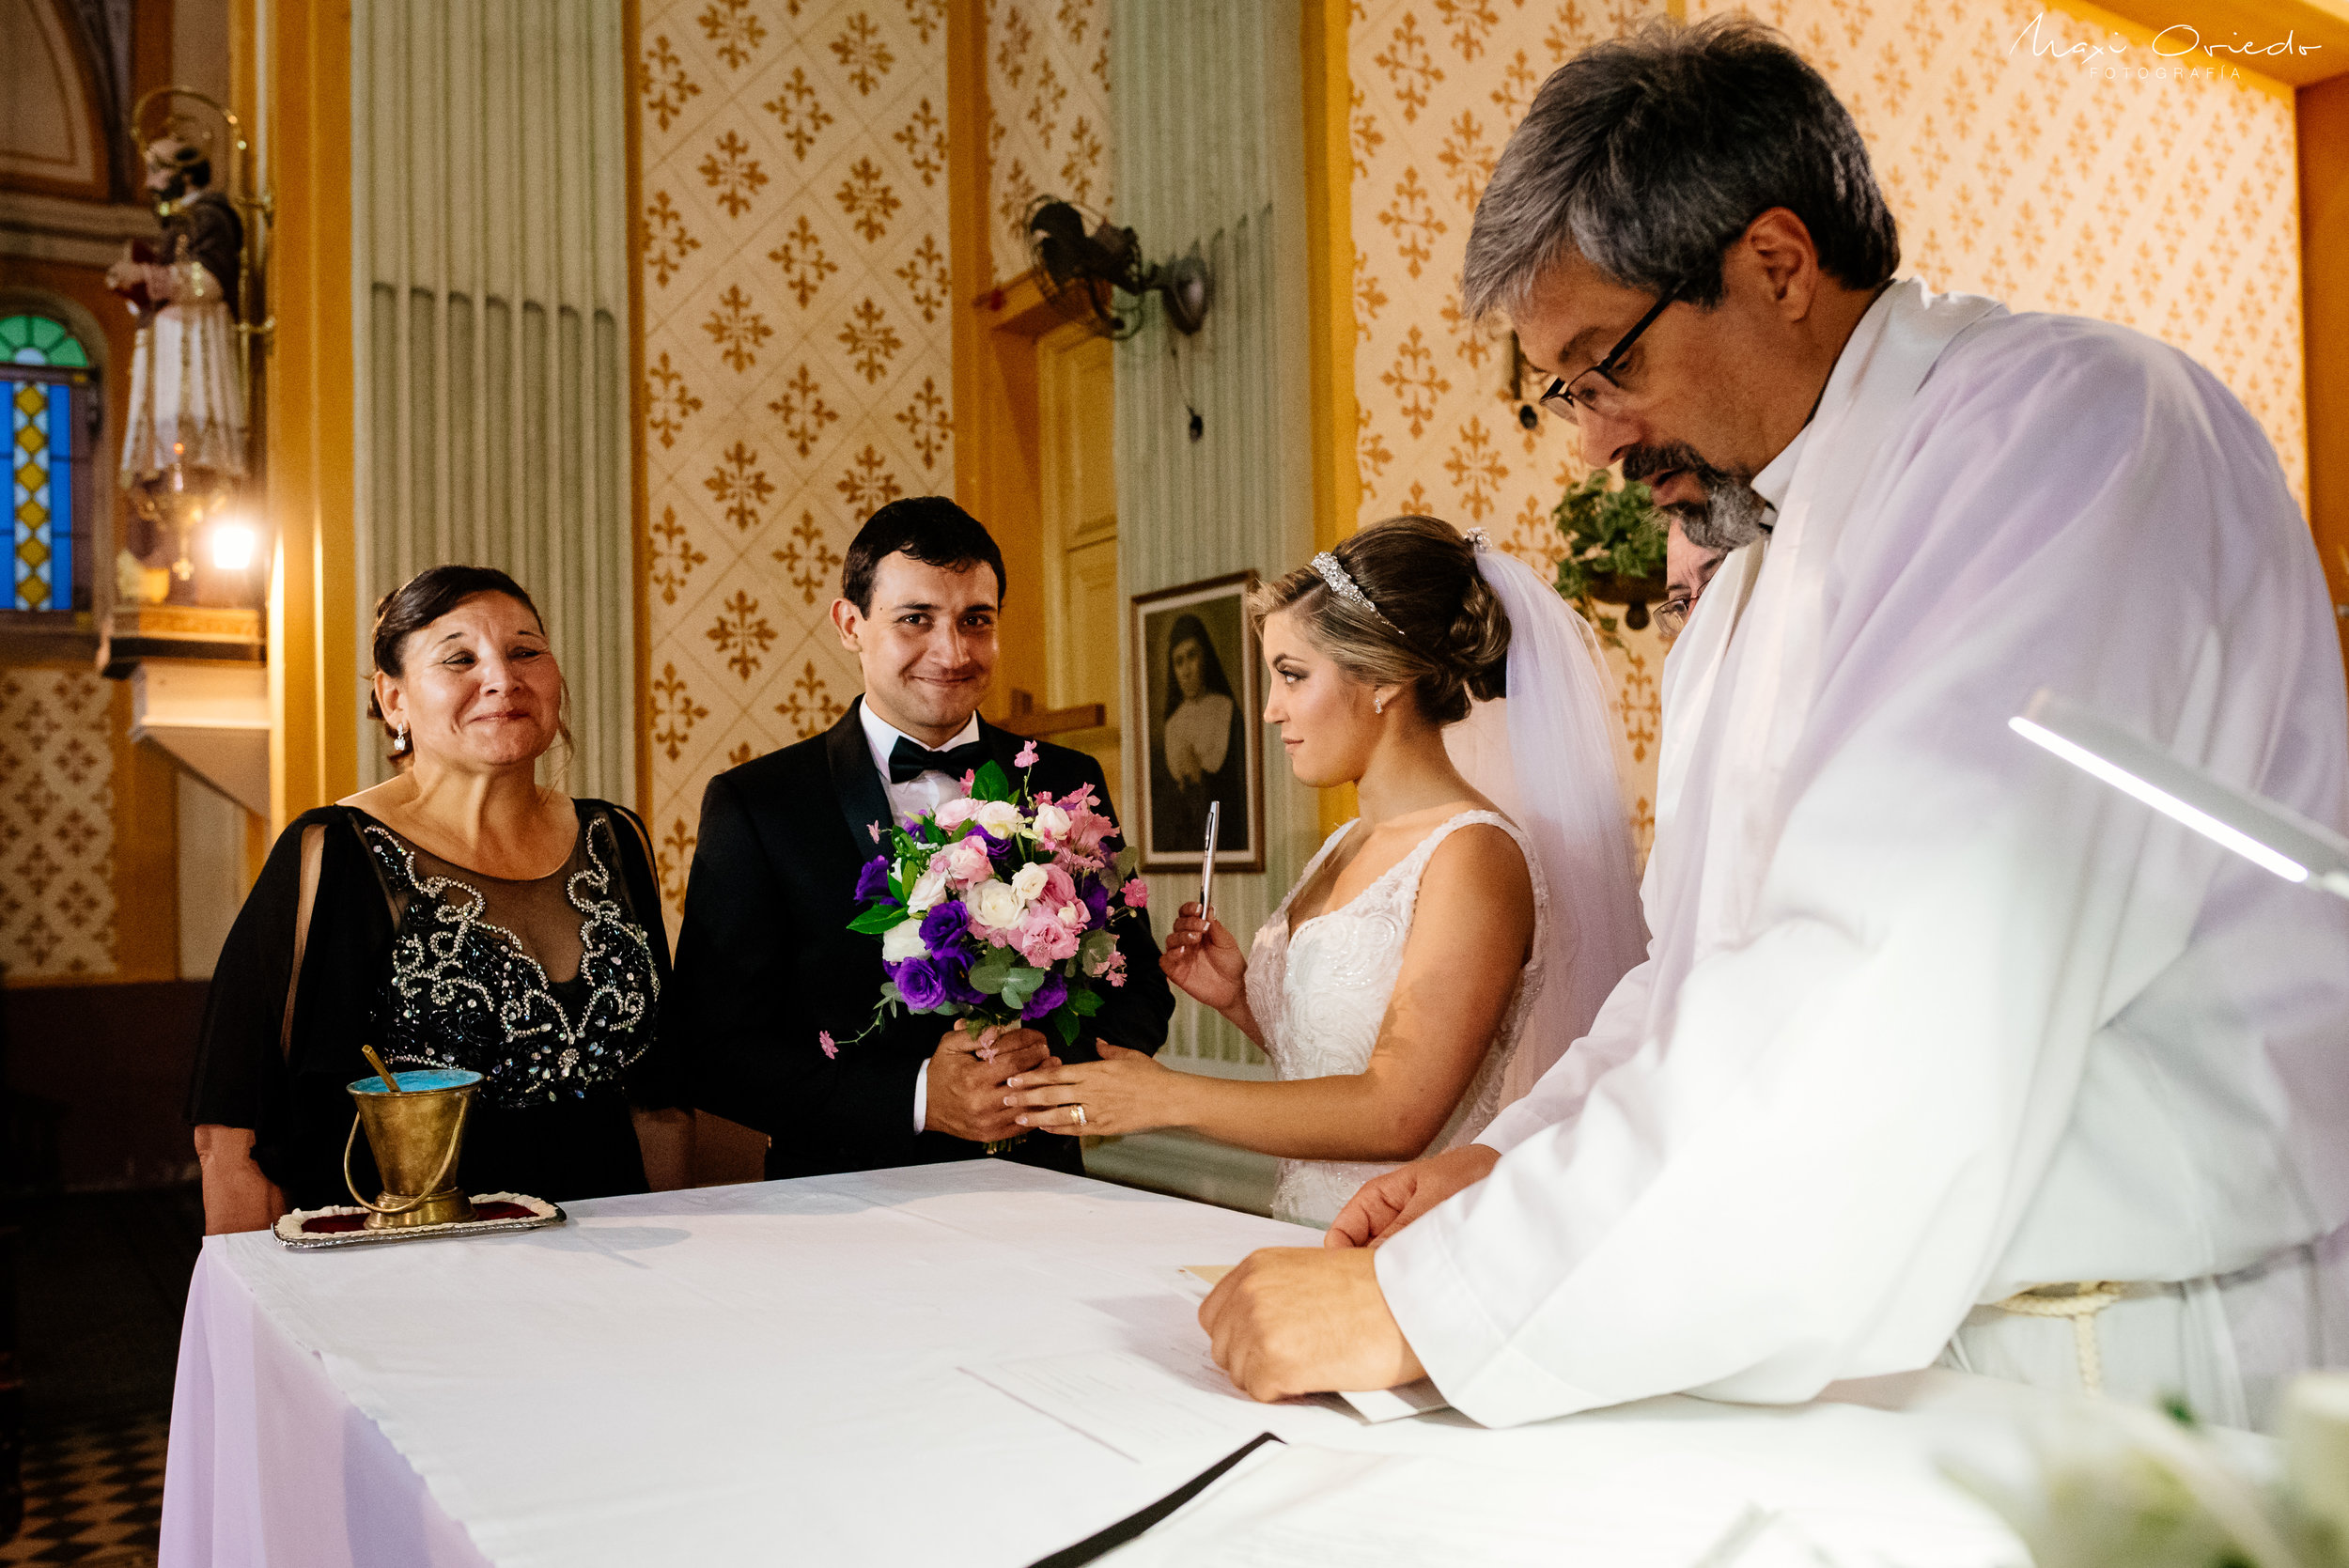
[926,1024,1054,1143]
[1200,1247,1424,1402]
[1324,1143,1500,1250]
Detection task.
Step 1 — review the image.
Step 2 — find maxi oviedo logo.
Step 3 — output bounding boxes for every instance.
[2010,11,2324,80]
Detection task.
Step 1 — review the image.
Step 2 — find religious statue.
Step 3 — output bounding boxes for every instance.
[106,135,249,579]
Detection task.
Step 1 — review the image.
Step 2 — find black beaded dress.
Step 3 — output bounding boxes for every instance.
[188,800,680,1209]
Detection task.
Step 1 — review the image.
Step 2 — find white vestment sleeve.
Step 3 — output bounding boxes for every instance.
[1477,955,1654,1157]
[1378,317,2349,1427]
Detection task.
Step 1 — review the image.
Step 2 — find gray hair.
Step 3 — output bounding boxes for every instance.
[1462,16,1899,318]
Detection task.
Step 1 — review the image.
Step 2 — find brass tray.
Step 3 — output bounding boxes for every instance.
[273,1191,566,1250]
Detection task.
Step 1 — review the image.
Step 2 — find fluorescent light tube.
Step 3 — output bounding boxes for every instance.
[2011,691,2349,898]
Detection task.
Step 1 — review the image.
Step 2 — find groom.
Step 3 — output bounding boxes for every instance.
[674,497,1174,1178]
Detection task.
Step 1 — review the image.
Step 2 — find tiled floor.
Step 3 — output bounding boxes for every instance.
[2,1187,201,1567]
[0,1414,168,1566]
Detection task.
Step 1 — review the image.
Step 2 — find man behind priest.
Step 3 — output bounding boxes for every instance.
[674,497,1174,1178]
[1201,17,2349,1433]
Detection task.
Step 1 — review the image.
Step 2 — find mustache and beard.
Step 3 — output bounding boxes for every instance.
[1621,442,1770,552]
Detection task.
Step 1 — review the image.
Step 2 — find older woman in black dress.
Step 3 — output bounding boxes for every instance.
[188,566,692,1234]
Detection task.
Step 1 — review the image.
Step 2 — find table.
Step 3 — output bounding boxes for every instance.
[162,1162,2038,1567]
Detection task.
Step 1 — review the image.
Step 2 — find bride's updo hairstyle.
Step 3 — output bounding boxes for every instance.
[1247,515,1509,724]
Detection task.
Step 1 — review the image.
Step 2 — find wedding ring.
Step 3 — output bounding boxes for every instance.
[1073,1104,1087,1126]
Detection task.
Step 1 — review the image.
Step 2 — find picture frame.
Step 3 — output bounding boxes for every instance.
[1128,570,1264,874]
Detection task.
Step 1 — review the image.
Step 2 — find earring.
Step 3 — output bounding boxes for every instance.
[392,722,411,757]
[1373,695,1386,715]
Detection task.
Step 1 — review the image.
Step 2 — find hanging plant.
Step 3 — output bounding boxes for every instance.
[1551,468,1668,636]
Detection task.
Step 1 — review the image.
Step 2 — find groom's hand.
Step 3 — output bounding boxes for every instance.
[1200,1248,1424,1402]
[926,1027,1052,1142]
[1325,1143,1499,1250]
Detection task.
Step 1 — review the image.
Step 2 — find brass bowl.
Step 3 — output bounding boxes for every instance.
[345,1067,482,1230]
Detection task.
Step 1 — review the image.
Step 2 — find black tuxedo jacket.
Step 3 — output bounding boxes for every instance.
[673,699,1175,1179]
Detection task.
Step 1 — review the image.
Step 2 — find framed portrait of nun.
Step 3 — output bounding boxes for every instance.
[1130,572,1265,874]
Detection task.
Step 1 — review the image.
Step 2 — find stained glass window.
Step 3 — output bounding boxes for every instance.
[1,314,89,613]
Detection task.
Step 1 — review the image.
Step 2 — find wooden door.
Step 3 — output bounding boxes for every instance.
[1034,321,1120,784]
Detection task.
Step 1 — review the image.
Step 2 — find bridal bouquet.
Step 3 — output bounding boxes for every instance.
[827,741,1147,1060]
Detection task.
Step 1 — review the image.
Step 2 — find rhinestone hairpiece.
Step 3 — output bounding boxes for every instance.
[1463,527,1492,553]
[1313,551,1392,624]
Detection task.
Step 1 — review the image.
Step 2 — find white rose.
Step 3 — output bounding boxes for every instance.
[973,799,1022,838]
[1010,862,1049,904]
[906,865,950,913]
[1031,802,1072,839]
[880,917,928,961]
[966,878,1025,929]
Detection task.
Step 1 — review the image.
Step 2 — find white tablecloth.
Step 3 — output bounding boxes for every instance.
[161,1162,2037,1567]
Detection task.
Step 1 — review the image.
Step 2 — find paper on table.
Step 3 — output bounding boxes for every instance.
[1176,1266,1453,1425]
[1098,1444,1765,1567]
[965,1347,1262,1466]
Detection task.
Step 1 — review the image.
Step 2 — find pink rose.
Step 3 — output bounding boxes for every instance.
[933,798,981,832]
[1041,863,1078,908]
[1121,877,1150,909]
[942,837,992,884]
[1013,906,1081,966]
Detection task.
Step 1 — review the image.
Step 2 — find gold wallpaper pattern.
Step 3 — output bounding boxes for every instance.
[984,0,1115,286]
[0,667,117,980]
[1349,0,2306,855]
[1349,0,1673,852]
[637,0,954,924]
[1694,0,2306,502]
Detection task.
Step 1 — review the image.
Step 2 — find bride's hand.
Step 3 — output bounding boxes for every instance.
[1003,1044,1174,1137]
[1161,901,1245,1011]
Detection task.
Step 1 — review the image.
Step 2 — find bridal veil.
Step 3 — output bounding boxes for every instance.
[1447,532,1650,1104]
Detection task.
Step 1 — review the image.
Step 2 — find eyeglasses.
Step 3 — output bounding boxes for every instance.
[1654,593,1692,639]
[1538,282,1685,427]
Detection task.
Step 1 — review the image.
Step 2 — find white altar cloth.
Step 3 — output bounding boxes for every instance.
[161,1162,2039,1567]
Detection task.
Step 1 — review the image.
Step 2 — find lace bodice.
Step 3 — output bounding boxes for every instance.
[356,807,660,1110]
[1245,811,1548,1226]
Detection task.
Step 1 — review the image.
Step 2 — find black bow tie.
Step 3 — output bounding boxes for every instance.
[889,736,990,784]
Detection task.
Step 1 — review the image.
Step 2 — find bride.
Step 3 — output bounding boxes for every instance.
[1003,515,1647,1226]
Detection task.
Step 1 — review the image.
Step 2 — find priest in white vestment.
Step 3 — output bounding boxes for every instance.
[1199,16,2349,1435]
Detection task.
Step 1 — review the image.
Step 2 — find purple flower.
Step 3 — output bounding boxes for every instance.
[1081,877,1112,928]
[941,967,986,1007]
[973,826,1013,862]
[920,901,972,956]
[853,856,891,903]
[1021,970,1070,1021]
[894,956,950,1012]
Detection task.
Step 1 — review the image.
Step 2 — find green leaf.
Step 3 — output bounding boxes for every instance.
[972,760,1013,802]
[1079,930,1118,972]
[1113,846,1139,880]
[1550,468,1665,584]
[848,904,907,935]
[1050,1008,1079,1049]
[967,947,1016,996]
[1071,987,1104,1017]
[1000,964,1047,1009]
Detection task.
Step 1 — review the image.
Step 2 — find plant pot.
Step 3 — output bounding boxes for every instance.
[1585,572,1668,631]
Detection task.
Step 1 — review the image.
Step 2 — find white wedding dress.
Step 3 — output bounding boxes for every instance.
[1245,811,1549,1227]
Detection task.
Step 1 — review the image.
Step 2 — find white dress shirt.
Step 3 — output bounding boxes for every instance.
[858,699,980,1134]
